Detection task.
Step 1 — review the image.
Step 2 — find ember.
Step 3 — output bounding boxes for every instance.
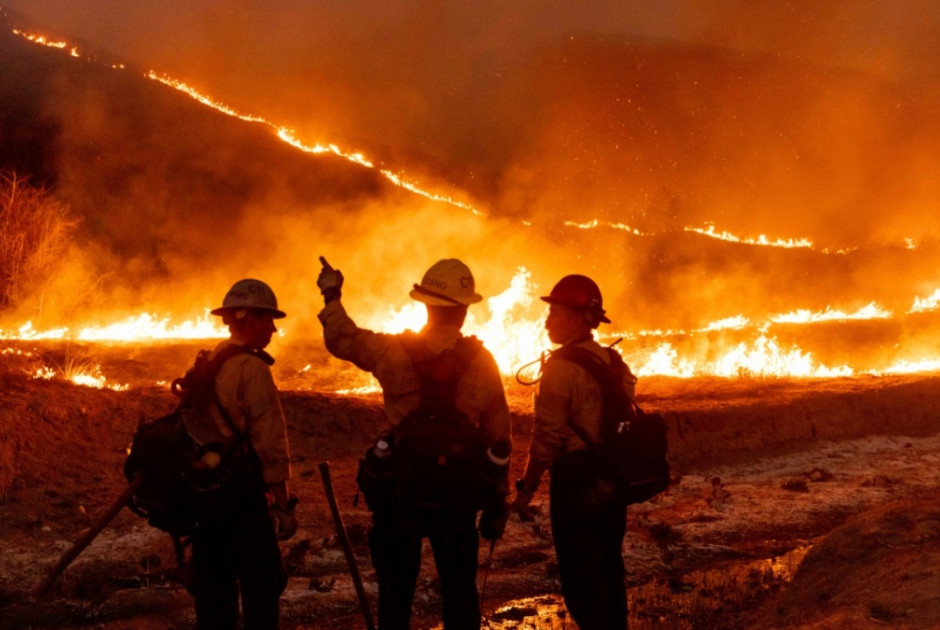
[4,5,940,629]
[3,14,940,385]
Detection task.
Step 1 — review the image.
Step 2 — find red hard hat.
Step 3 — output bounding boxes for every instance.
[540,275,611,324]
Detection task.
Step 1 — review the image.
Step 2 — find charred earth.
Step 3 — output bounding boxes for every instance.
[2,340,940,629]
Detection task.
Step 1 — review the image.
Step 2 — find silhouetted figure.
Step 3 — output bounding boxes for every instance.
[186,278,297,630]
[317,258,511,630]
[512,275,636,630]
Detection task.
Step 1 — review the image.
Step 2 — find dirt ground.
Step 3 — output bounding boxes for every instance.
[3,340,940,629]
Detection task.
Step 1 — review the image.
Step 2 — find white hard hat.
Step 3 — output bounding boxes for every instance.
[210,278,286,318]
[409,259,483,307]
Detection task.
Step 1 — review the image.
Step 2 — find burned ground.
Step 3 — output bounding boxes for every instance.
[2,342,940,629]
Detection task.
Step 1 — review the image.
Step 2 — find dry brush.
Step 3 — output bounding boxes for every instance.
[0,171,77,311]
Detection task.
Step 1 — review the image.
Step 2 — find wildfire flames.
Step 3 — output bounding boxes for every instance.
[146,72,481,217]
[5,267,940,389]
[685,225,815,250]
[6,23,940,390]
[3,311,228,342]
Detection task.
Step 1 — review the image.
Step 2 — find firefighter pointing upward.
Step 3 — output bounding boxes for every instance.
[317,258,512,630]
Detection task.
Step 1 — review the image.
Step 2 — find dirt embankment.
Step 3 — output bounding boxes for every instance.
[3,366,940,628]
[742,497,940,629]
[643,374,940,470]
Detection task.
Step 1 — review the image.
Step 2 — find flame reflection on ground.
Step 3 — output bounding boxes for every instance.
[457,544,812,629]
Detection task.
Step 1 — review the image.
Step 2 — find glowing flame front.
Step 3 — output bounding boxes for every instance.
[6,23,940,386]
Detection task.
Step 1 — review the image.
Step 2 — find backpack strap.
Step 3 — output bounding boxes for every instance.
[176,344,272,449]
[549,345,636,446]
[210,346,274,458]
[400,332,482,413]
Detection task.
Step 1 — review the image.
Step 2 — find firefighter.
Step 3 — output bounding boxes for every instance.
[512,274,635,630]
[186,278,297,630]
[317,258,512,630]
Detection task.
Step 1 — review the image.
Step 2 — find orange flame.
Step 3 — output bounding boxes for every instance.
[7,23,940,382]
[10,26,478,213]
[631,337,853,378]
[33,363,128,391]
[770,302,892,324]
[1,311,227,342]
[366,268,547,375]
[4,274,940,381]
[685,224,815,249]
[564,219,647,235]
[12,28,67,49]
[147,72,477,214]
[910,289,940,313]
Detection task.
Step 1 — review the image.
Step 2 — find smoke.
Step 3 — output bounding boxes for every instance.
[9,1,940,174]
[4,0,940,344]
[492,32,940,243]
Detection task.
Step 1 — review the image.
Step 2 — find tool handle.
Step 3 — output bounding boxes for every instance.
[33,475,143,599]
[319,461,376,630]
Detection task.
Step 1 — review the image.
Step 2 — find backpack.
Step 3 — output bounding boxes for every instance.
[123,344,267,537]
[551,345,670,505]
[357,333,488,515]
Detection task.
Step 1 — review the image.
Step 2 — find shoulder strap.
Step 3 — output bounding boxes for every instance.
[453,335,484,366]
[212,343,274,367]
[175,344,270,441]
[549,345,625,393]
[549,345,634,445]
[210,345,273,441]
[400,332,482,412]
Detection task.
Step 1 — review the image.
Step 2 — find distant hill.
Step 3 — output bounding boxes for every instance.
[7,18,940,251]
[484,33,940,247]
[0,23,401,273]
[3,15,940,345]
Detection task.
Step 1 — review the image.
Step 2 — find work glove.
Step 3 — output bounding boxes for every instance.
[272,499,299,540]
[317,256,344,303]
[479,498,509,542]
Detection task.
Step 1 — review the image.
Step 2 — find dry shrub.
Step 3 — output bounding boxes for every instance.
[0,171,78,310]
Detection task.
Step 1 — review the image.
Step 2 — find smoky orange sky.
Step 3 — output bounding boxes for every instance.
[4,0,940,355]
[7,0,940,234]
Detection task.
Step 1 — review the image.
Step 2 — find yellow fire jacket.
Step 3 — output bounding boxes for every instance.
[318,299,512,449]
[527,338,636,472]
[182,339,292,485]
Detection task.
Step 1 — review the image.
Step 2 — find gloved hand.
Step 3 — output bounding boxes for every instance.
[479,498,509,542]
[272,501,299,540]
[317,256,344,302]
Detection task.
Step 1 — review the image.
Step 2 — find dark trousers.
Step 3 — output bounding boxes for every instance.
[369,508,481,630]
[191,493,287,630]
[550,452,628,630]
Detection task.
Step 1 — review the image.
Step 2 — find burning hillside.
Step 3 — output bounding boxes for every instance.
[3,4,940,628]
[3,12,940,383]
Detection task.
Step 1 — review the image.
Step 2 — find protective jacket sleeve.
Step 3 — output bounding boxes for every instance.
[469,346,513,449]
[525,340,610,469]
[318,299,394,373]
[212,346,292,485]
